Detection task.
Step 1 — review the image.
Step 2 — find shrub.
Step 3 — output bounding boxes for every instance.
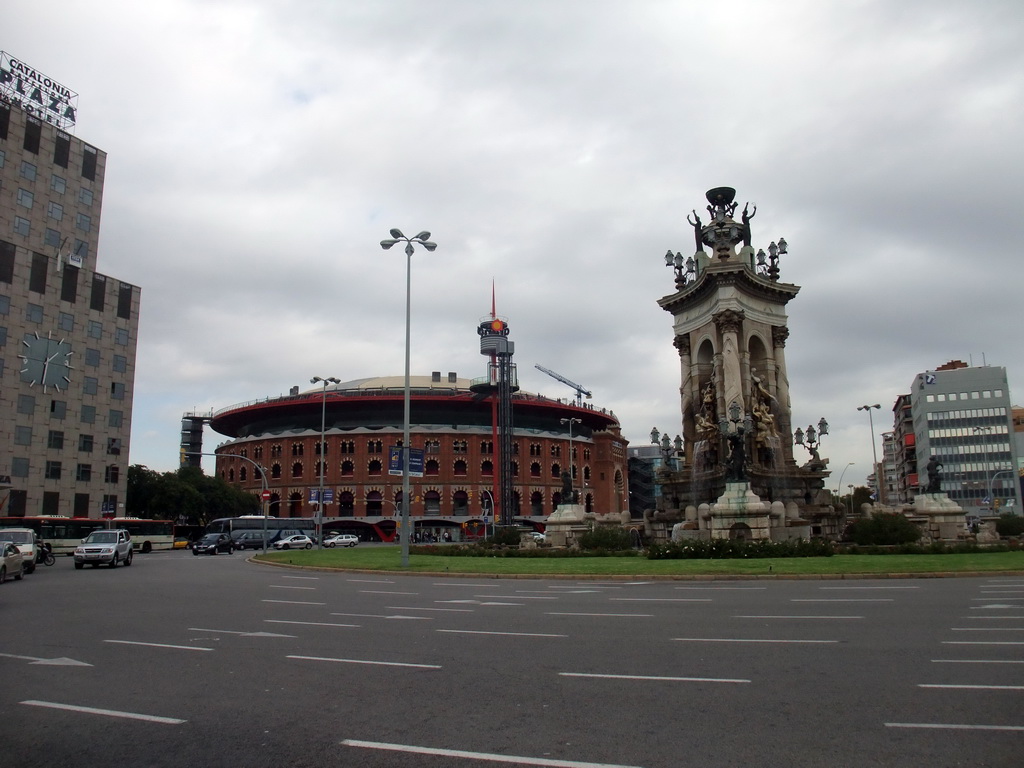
[995,513,1024,537]
[484,526,524,547]
[846,512,921,546]
[577,526,633,552]
[646,538,833,560]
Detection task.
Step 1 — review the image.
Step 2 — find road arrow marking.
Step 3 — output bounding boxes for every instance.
[0,652,92,667]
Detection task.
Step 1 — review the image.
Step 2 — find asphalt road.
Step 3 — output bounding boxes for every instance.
[1,550,1021,767]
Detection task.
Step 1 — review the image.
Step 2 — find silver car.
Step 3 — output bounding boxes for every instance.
[0,542,25,583]
[73,529,134,569]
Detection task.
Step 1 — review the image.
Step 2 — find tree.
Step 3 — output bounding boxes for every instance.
[847,512,921,546]
[124,464,259,525]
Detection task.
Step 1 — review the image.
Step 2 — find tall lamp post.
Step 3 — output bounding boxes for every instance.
[380,229,437,567]
[973,426,995,515]
[836,460,854,505]
[857,404,882,503]
[311,376,340,550]
[560,417,581,503]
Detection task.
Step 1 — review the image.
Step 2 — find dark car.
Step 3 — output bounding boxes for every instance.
[233,531,272,550]
[192,533,234,555]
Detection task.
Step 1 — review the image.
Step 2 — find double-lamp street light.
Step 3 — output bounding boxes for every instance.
[311,376,340,550]
[380,229,437,567]
[857,404,882,503]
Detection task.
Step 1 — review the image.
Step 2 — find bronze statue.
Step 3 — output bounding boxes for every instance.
[741,202,756,249]
[686,210,705,254]
[925,456,943,494]
[725,434,746,482]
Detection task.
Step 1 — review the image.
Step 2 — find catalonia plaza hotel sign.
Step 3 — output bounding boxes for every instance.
[0,51,78,131]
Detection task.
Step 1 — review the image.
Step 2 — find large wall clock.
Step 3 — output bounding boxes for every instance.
[19,331,74,393]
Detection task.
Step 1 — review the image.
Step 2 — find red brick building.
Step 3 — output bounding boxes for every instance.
[210,374,628,541]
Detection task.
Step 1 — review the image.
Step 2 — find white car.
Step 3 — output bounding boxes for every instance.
[73,529,134,568]
[0,542,25,583]
[324,534,359,548]
[530,531,546,542]
[273,534,313,550]
[0,529,39,574]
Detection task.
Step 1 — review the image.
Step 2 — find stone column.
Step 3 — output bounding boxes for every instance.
[771,326,793,460]
[714,310,745,417]
[675,334,693,455]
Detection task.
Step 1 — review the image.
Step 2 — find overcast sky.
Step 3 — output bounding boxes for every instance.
[9,0,1023,488]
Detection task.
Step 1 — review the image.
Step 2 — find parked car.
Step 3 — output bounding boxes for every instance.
[192,533,235,555]
[324,534,359,548]
[0,542,25,583]
[530,531,546,542]
[0,528,38,574]
[273,534,313,550]
[233,531,272,550]
[73,529,133,569]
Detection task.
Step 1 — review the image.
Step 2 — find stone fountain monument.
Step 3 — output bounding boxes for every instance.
[649,187,840,542]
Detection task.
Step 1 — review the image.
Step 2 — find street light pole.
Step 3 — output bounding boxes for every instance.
[187,450,269,552]
[311,376,340,550]
[380,229,437,568]
[857,404,882,503]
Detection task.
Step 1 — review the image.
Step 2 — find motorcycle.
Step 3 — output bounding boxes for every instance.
[38,543,55,567]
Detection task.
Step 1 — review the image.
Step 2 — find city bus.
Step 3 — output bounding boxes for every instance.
[0,516,175,555]
[205,516,314,545]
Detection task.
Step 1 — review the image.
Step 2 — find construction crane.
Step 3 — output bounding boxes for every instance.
[534,365,592,407]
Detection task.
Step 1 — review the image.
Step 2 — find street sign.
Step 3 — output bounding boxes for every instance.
[261,490,271,501]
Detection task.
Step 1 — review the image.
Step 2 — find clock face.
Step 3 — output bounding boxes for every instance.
[19,331,74,392]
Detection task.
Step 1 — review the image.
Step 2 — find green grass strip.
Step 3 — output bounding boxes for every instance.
[255,547,1024,577]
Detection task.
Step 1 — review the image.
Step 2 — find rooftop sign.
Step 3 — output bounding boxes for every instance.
[0,52,78,131]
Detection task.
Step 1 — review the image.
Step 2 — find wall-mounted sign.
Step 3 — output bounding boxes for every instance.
[0,52,78,130]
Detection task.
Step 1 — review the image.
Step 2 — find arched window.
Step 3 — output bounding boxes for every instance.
[425,459,440,476]
[341,460,354,477]
[291,462,303,478]
[453,460,468,476]
[288,492,302,517]
[239,467,247,482]
[366,491,383,516]
[228,468,234,482]
[271,463,281,479]
[424,490,441,514]
[481,460,494,477]
[511,460,519,477]
[530,491,544,516]
[551,462,561,479]
[584,465,591,481]
[368,459,383,476]
[530,462,541,478]
[453,490,469,516]
[291,443,304,457]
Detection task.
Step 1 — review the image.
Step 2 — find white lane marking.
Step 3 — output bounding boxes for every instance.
[261,599,326,605]
[431,582,492,587]
[331,612,430,621]
[610,598,711,603]
[919,684,1024,690]
[886,722,1024,732]
[943,641,1024,646]
[971,605,1019,609]
[560,672,749,684]
[815,589,921,593]
[675,586,766,591]
[951,628,1024,632]
[931,659,1024,664]
[290,655,440,669]
[341,739,644,767]
[972,597,1024,601]
[359,590,418,595]
[734,615,862,620]
[437,629,567,638]
[959,616,1024,620]
[265,620,359,628]
[674,638,839,644]
[22,700,185,725]
[436,600,523,606]
[104,640,213,652]
[387,605,474,613]
[547,612,653,618]
[477,594,559,600]
[268,585,316,590]
[791,599,893,603]
[347,578,395,583]
[188,627,297,638]
[280,575,319,580]
[0,652,91,666]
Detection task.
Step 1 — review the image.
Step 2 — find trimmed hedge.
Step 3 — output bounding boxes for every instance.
[846,512,921,546]
[646,538,834,560]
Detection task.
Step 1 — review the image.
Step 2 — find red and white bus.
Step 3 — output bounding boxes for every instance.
[0,516,175,555]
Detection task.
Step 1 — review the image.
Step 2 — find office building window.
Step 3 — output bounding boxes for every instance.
[47,201,63,221]
[109,410,123,428]
[48,430,65,450]
[90,275,106,311]
[13,216,30,237]
[107,438,122,455]
[50,400,67,419]
[14,426,32,446]
[45,228,61,248]
[30,252,49,293]
[54,133,70,168]
[11,458,29,478]
[83,376,98,395]
[76,213,91,233]
[76,464,92,482]
[51,174,66,194]
[111,382,125,400]
[81,405,96,424]
[0,240,14,282]
[61,266,79,303]
[85,348,100,366]
[17,188,34,208]
[82,146,98,181]
[26,304,44,323]
[80,188,94,206]
[45,461,62,480]
[115,327,129,346]
[104,465,119,483]
[0,294,8,315]
[79,434,94,452]
[23,117,42,153]
[88,320,102,339]
[117,283,133,319]
[17,394,35,414]
[58,312,74,332]
[20,161,37,181]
